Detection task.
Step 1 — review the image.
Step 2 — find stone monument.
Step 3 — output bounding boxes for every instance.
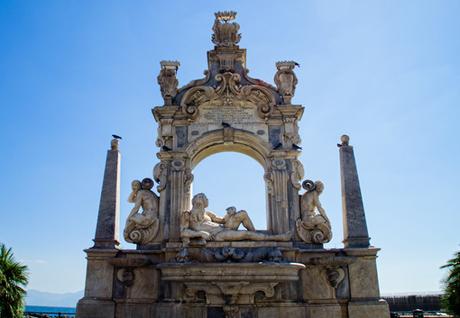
[76,11,390,318]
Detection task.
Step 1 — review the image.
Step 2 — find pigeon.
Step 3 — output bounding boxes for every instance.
[292,144,302,150]
[294,62,300,67]
[337,143,343,148]
[112,134,122,140]
[273,142,283,150]
[222,122,231,128]
[162,145,172,151]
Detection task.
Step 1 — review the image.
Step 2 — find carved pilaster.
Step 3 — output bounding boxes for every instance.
[161,155,193,241]
[154,160,170,242]
[288,159,303,240]
[267,159,290,234]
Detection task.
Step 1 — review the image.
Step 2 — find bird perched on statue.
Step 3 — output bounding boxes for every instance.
[292,144,302,150]
[112,134,122,140]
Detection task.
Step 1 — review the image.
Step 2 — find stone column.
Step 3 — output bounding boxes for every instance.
[93,138,121,249]
[338,135,370,248]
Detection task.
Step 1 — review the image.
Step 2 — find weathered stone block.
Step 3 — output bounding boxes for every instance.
[305,303,342,318]
[128,267,159,300]
[300,267,334,300]
[83,251,117,299]
[257,305,306,318]
[347,254,380,299]
[76,298,115,318]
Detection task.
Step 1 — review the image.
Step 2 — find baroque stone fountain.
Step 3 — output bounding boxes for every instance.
[76,11,390,318]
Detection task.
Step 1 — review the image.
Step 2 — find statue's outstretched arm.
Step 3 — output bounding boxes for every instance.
[127,195,142,219]
[207,211,225,223]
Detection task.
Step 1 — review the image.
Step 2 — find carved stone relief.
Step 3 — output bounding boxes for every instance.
[290,159,305,190]
[183,281,277,306]
[180,72,276,122]
[153,162,169,192]
[176,246,284,263]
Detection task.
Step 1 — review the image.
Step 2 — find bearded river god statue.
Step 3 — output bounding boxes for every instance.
[124,178,160,245]
[296,180,332,244]
[180,193,292,244]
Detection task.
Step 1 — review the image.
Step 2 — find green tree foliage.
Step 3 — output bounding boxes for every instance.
[441,249,460,317]
[0,244,28,318]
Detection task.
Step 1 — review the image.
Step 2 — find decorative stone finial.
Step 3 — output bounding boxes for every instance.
[274,61,299,104]
[110,134,122,151]
[157,61,180,106]
[212,11,241,47]
[111,138,119,151]
[340,134,350,146]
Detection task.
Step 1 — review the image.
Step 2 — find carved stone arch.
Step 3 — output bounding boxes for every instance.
[185,128,271,169]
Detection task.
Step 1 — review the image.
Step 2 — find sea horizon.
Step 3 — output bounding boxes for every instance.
[25,305,76,315]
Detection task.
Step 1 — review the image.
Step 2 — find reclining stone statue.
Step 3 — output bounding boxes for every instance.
[296,180,332,244]
[124,178,159,245]
[181,193,291,244]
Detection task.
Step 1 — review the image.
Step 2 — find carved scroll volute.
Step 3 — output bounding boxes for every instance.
[326,266,346,289]
[241,86,276,119]
[158,61,180,106]
[180,87,215,120]
[274,61,298,104]
[211,11,241,48]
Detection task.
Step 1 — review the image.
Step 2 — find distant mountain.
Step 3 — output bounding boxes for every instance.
[26,289,83,307]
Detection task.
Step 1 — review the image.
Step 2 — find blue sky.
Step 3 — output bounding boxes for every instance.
[0,0,459,295]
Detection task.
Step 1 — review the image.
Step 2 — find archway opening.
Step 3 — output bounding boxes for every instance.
[191,152,267,230]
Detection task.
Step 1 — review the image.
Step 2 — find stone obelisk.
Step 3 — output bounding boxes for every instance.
[338,135,371,248]
[93,138,121,249]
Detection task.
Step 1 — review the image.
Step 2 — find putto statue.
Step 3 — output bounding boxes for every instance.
[124,178,159,245]
[274,61,299,104]
[211,11,241,47]
[296,180,332,244]
[181,193,291,244]
[157,61,180,105]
